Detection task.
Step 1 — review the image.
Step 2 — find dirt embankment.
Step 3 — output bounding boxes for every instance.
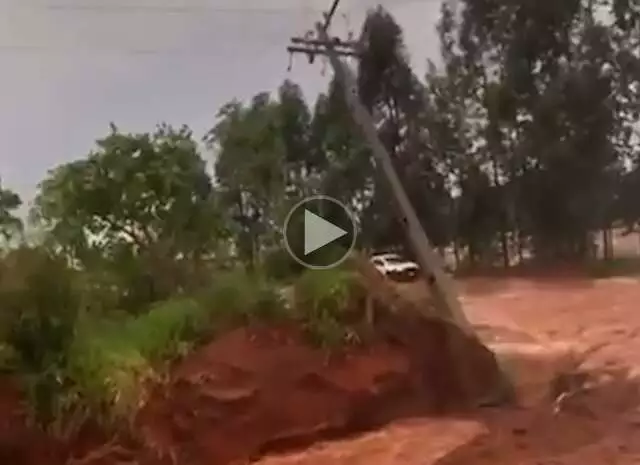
[0,310,503,465]
[134,317,502,465]
[248,276,640,465]
[0,382,67,465]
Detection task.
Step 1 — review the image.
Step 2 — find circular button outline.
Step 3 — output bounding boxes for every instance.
[282,195,358,270]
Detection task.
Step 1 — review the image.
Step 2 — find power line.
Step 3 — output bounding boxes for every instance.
[0,3,321,55]
[22,0,431,15]
[0,8,313,55]
[0,0,435,55]
[0,42,285,55]
[43,4,322,15]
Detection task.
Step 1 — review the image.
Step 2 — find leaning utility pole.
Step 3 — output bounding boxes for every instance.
[287,1,473,334]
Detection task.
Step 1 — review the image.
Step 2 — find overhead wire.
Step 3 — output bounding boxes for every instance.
[0,7,311,55]
[43,4,325,15]
[0,0,438,55]
[34,0,431,14]
[0,4,313,55]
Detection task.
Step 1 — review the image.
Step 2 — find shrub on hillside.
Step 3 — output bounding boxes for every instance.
[292,267,365,347]
[0,250,363,431]
[0,246,80,429]
[66,297,210,426]
[63,271,291,428]
[262,248,302,282]
[0,244,218,430]
[199,269,288,325]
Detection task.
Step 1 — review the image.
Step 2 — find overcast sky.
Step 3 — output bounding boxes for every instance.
[0,0,442,207]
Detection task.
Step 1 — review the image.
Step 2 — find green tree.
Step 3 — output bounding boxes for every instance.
[206,93,288,268]
[206,81,345,271]
[356,6,451,252]
[311,79,372,238]
[0,181,23,244]
[32,123,225,308]
[450,0,626,263]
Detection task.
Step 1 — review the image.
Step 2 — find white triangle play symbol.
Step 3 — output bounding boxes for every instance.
[304,209,348,255]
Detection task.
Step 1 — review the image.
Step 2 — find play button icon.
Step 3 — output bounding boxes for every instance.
[283,195,357,269]
[304,209,347,255]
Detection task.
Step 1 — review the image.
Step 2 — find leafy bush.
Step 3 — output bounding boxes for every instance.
[66,298,210,427]
[0,243,360,431]
[118,298,209,360]
[61,270,291,428]
[262,248,303,282]
[0,247,293,430]
[292,267,364,347]
[199,269,289,325]
[0,246,80,429]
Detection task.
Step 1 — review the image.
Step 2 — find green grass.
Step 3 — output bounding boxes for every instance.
[62,270,290,427]
[65,297,209,426]
[198,268,290,324]
[3,260,363,432]
[292,267,364,348]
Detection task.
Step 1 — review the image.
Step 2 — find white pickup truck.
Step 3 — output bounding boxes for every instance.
[370,253,420,281]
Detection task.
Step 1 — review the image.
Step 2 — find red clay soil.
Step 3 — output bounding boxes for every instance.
[251,276,640,465]
[4,274,640,465]
[133,319,502,465]
[0,311,503,465]
[441,276,640,465]
[0,381,67,465]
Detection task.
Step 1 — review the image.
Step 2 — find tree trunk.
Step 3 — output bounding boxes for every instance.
[453,242,461,268]
[500,230,510,268]
[468,242,477,267]
[600,228,607,260]
[517,230,525,264]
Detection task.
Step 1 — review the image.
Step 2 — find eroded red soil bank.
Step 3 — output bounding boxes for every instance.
[1,313,501,465]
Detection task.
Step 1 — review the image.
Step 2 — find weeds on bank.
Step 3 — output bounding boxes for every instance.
[0,247,79,430]
[64,268,364,427]
[198,268,289,326]
[0,251,361,433]
[293,267,364,348]
[62,270,291,429]
[65,297,208,427]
